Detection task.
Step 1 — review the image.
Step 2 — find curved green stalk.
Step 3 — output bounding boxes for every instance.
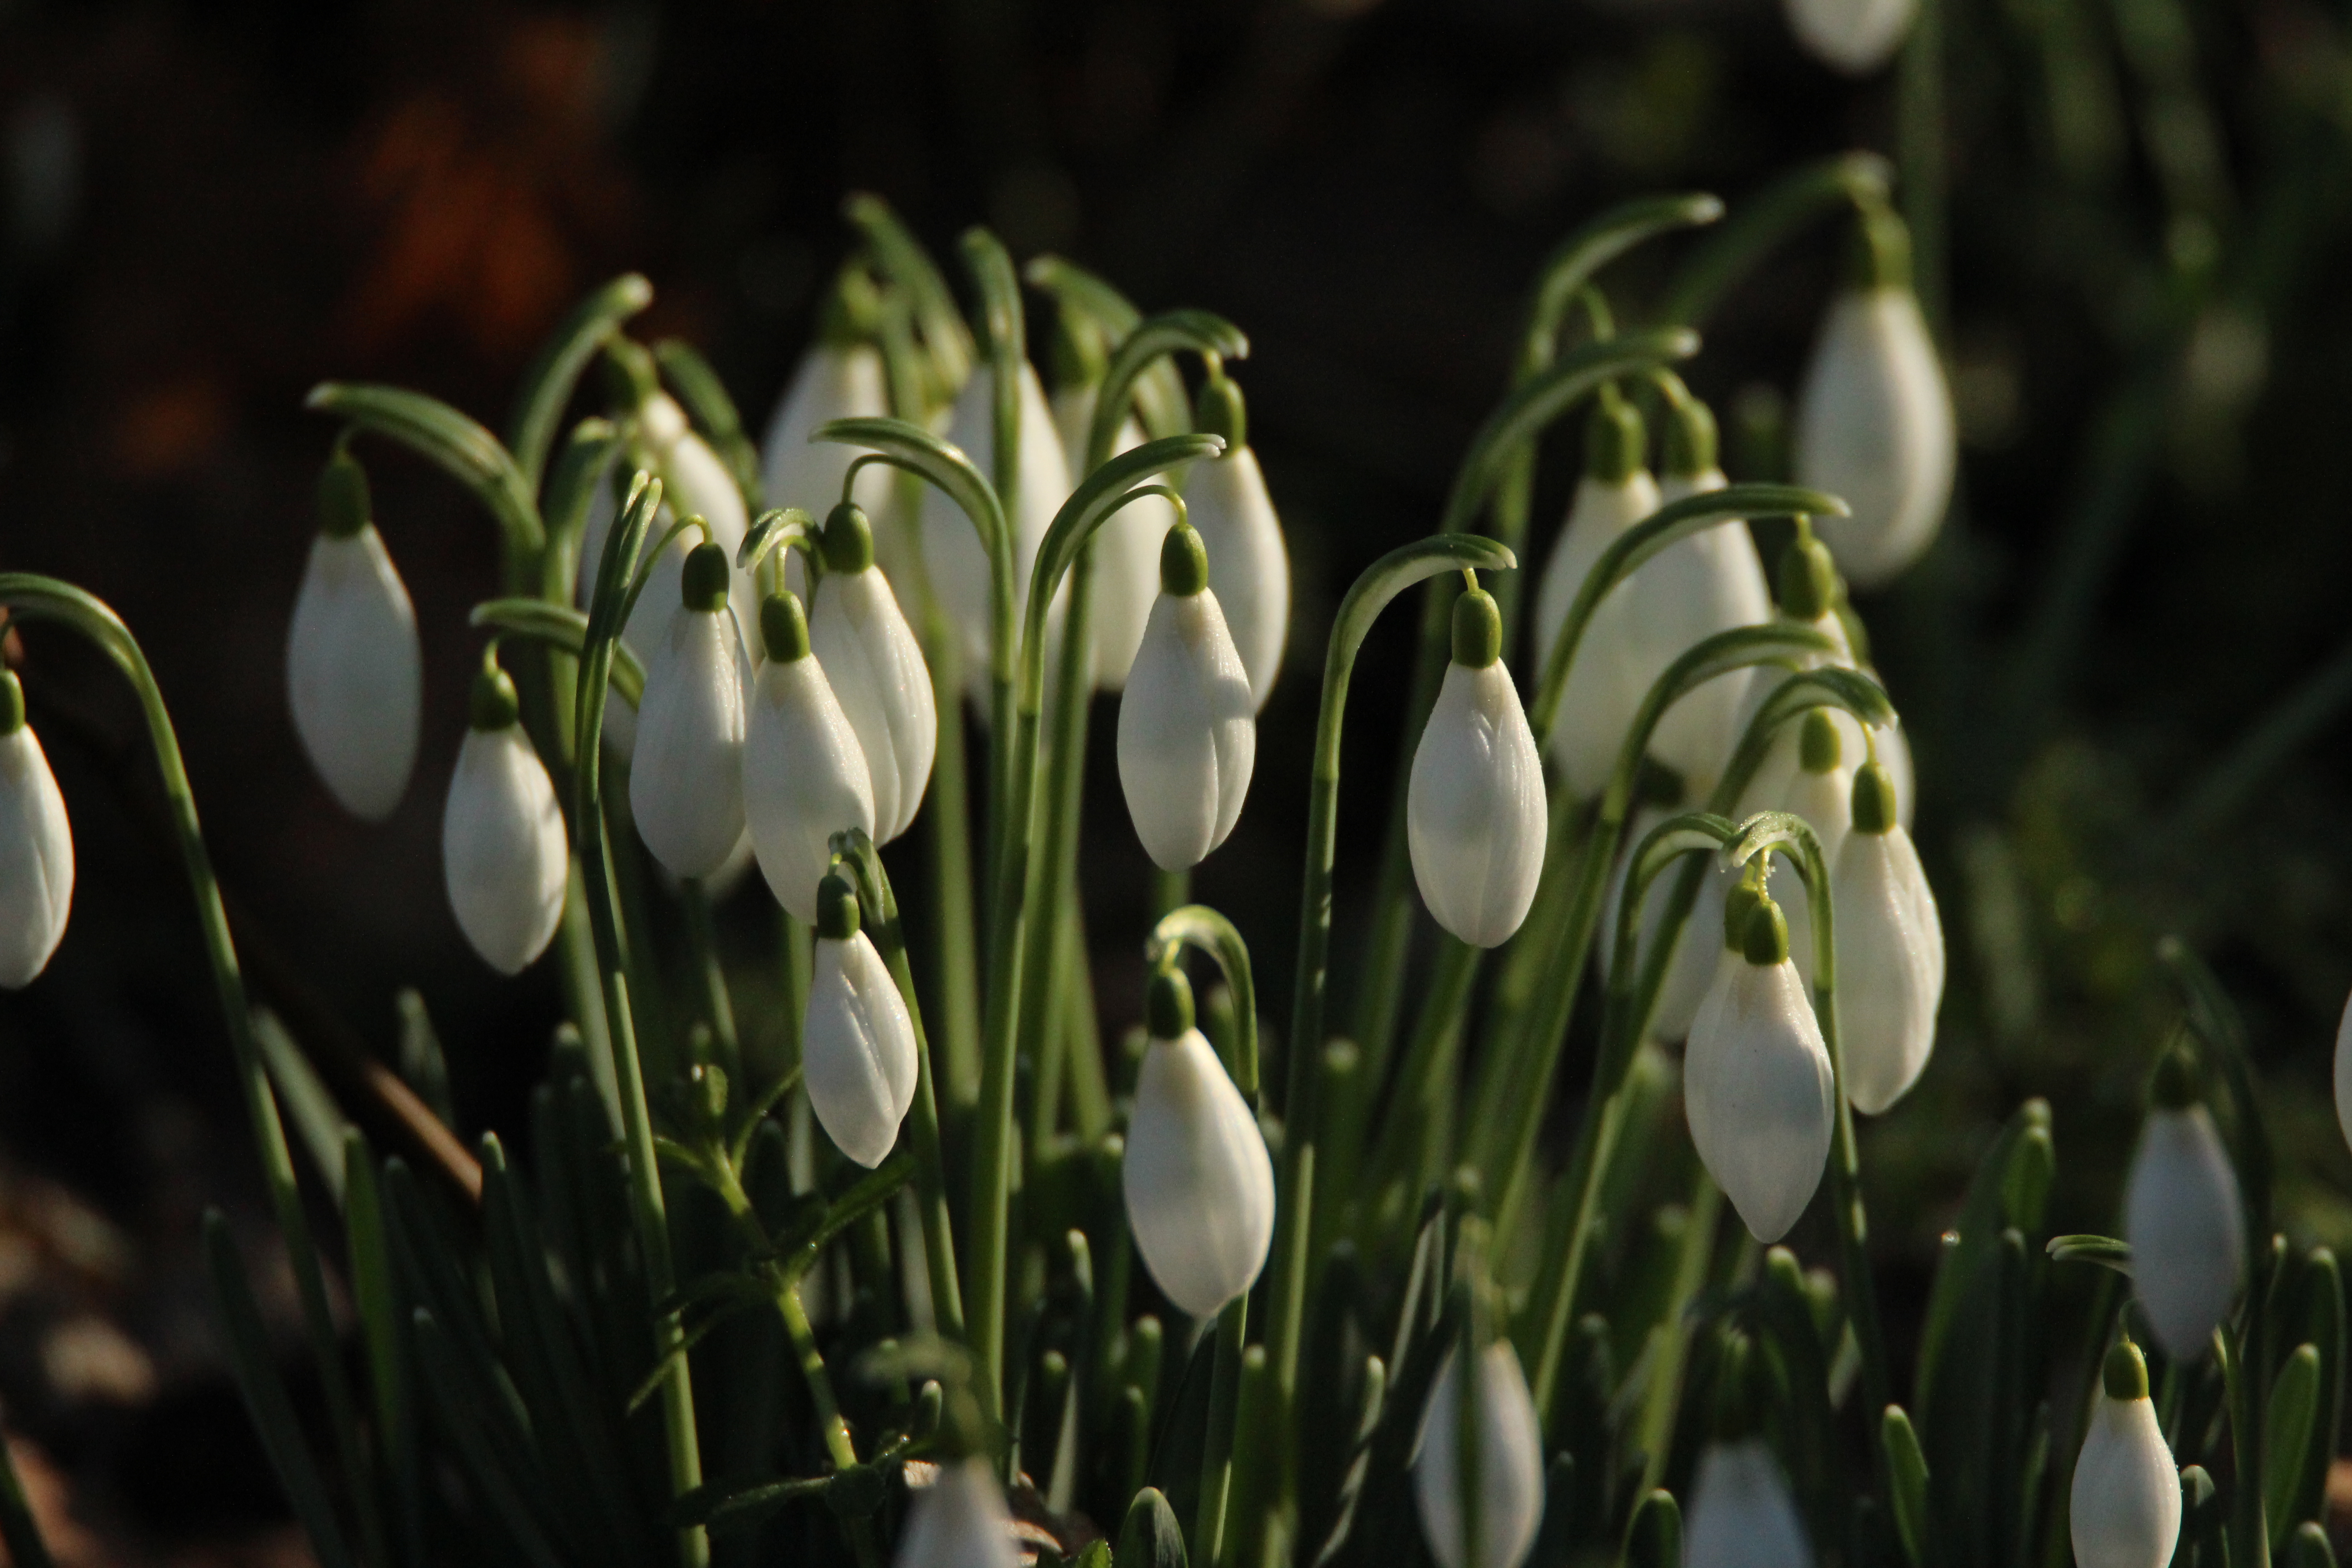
[0,576,387,1568]
[1147,906,1260,1098]
[506,273,651,490]
[1520,193,1724,377]
[652,338,762,509]
[306,382,544,583]
[1024,255,1195,437]
[469,600,647,708]
[565,475,708,1568]
[845,193,975,399]
[1264,531,1519,1530]
[1084,311,1249,472]
[1657,152,1895,328]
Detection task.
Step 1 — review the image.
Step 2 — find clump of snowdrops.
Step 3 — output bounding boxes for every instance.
[0,163,2339,1568]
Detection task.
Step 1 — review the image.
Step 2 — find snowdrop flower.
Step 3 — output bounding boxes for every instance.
[893,1457,1019,1568]
[1796,207,1955,589]
[760,270,894,520]
[441,656,567,976]
[2335,985,2352,1158]
[1123,968,1275,1318]
[2071,1341,2182,1568]
[632,544,751,880]
[1412,1340,1545,1568]
[1409,583,1546,947]
[1685,889,1836,1243]
[1772,710,1853,990]
[2123,1045,2246,1360]
[1833,762,1943,1112]
[287,451,421,820]
[802,874,918,1169]
[810,503,935,843]
[1049,316,1176,691]
[0,671,73,989]
[1116,522,1255,870]
[1530,394,1669,799]
[923,358,1070,681]
[1181,373,1289,709]
[1785,0,1916,75]
[1686,1438,1812,1568]
[743,591,875,925]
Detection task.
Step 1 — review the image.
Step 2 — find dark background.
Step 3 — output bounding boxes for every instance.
[5,0,2352,1556]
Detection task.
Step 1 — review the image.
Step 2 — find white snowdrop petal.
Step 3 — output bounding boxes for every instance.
[1532,473,1667,799]
[632,607,751,880]
[1183,446,1289,710]
[923,364,1070,681]
[1796,289,1956,589]
[1685,958,1836,1243]
[1686,1440,1813,1568]
[811,568,936,843]
[0,727,73,990]
[1411,1343,1546,1568]
[2335,988,2352,1159]
[2070,1394,2183,1568]
[1116,591,1256,871]
[1784,0,1918,73]
[761,343,894,519]
[892,1457,1021,1568]
[2123,1107,2246,1360]
[287,526,422,820]
[442,726,569,976]
[1598,810,1728,1042]
[1776,764,1853,991]
[744,655,876,925]
[1053,392,1172,691]
[1409,662,1548,948]
[1643,469,1775,800]
[1122,1027,1275,1318]
[1832,829,1941,1114]
[803,932,919,1168]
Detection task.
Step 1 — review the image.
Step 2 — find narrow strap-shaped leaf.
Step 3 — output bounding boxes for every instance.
[779,1152,917,1284]
[845,192,974,397]
[308,382,543,563]
[2267,1344,2323,1547]
[470,599,647,707]
[381,1161,538,1455]
[2044,1234,2134,1274]
[654,338,762,508]
[1620,1486,1682,1568]
[1118,1485,1190,1568]
[203,1210,358,1568]
[1519,193,1722,374]
[1881,1406,1931,1568]
[1658,152,1893,328]
[506,273,652,491]
[252,1008,351,1209]
[1306,1355,1386,1568]
[342,1132,405,1455]
[539,419,622,603]
[409,1310,569,1568]
[2289,1250,2345,1537]
[672,1471,829,1534]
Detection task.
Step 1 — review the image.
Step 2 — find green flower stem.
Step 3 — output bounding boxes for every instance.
[1196,1295,1252,1568]
[1264,533,1519,1531]
[1898,0,1949,337]
[1637,1166,1725,1490]
[1023,255,1195,439]
[1656,153,1895,328]
[1146,906,1260,1098]
[1362,936,1480,1218]
[565,477,708,1568]
[679,878,740,1078]
[0,576,387,1568]
[829,830,968,1341]
[847,193,975,402]
[504,273,651,491]
[307,382,543,590]
[1059,893,1113,1140]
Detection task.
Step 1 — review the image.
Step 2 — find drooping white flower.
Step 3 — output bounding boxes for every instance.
[2123,1049,2246,1361]
[1771,710,1854,990]
[1409,585,1547,948]
[802,875,918,1169]
[922,359,1070,681]
[1784,0,1917,74]
[1116,523,1255,871]
[0,671,73,990]
[1833,763,1942,1113]
[760,276,894,521]
[1685,891,1836,1243]
[1796,209,1955,590]
[631,544,751,880]
[441,660,568,976]
[1411,1340,1546,1568]
[743,591,875,925]
[1531,397,1669,800]
[1051,382,1174,691]
[809,503,935,843]
[1181,375,1289,710]
[1685,1439,1812,1568]
[892,1456,1020,1568]
[287,453,421,820]
[2335,986,2352,1159]
[1123,969,1275,1318]
[2070,1342,2182,1568]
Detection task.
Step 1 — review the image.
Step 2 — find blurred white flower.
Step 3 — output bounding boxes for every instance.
[1051,383,1173,691]
[2070,1342,2182,1568]
[892,1457,1019,1568]
[1686,1439,1812,1568]
[0,671,72,990]
[287,454,421,821]
[923,361,1069,682]
[632,544,752,881]
[1412,1340,1545,1568]
[1181,377,1289,710]
[810,504,935,843]
[441,662,567,977]
[1784,0,1917,75]
[1833,763,1942,1113]
[2123,1049,2245,1360]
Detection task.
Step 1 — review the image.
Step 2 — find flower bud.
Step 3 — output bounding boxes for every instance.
[1411,1341,1545,1568]
[803,877,919,1169]
[1116,533,1256,870]
[288,454,422,820]
[892,1457,1020,1568]
[1649,423,1774,802]
[442,662,568,976]
[0,671,74,989]
[1123,968,1275,1318]
[1784,0,1917,74]
[1685,1439,1812,1568]
[1408,588,1547,948]
[1051,382,1176,691]
[760,283,895,529]
[744,593,876,924]
[632,545,752,879]
[2070,1342,2182,1568]
[1685,893,1836,1242]
[810,514,936,845]
[2123,1047,2246,1360]
[923,361,1069,682]
[1795,208,1955,590]
[1181,377,1289,710]
[1833,763,1943,1112]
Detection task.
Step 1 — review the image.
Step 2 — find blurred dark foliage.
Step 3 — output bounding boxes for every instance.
[6,0,2352,1550]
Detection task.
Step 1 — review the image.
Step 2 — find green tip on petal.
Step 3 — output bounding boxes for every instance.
[1662,393,1719,480]
[1722,873,1763,953]
[1451,587,1502,669]
[818,265,884,347]
[469,661,520,731]
[0,670,23,736]
[1777,522,1841,622]
[1050,305,1108,390]
[1851,762,1898,833]
[822,501,876,574]
[602,337,660,409]
[1194,373,1247,451]
[761,593,810,662]
[1849,200,1916,294]
[318,450,371,539]
[1741,893,1791,968]
[2151,1036,2203,1110]
[1799,709,1842,774]
[681,540,730,612]
[1159,521,1210,597]
[1146,966,1195,1041]
[2102,1339,2150,1401]
[1585,387,1648,484]
[816,873,861,941]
